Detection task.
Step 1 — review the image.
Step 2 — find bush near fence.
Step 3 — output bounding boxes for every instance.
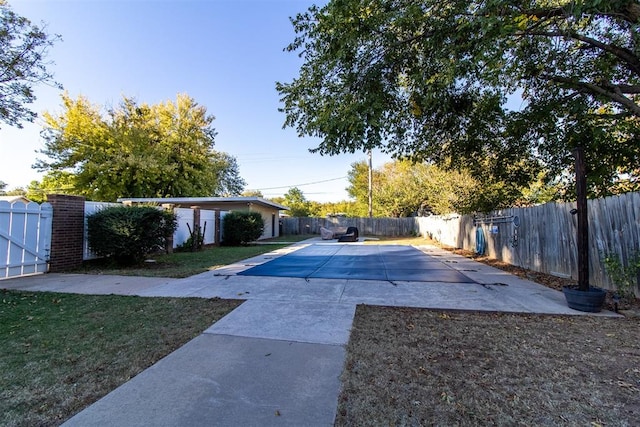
[281,191,640,293]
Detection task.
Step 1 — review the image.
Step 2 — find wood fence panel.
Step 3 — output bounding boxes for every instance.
[416,192,639,292]
[281,216,416,237]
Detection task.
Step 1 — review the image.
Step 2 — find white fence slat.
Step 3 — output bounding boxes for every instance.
[174,208,217,248]
[201,210,216,245]
[174,208,194,247]
[0,202,10,278]
[8,203,27,277]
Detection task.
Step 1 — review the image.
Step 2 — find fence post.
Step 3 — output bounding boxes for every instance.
[47,194,85,272]
[161,204,175,253]
[190,206,201,251]
[215,210,221,246]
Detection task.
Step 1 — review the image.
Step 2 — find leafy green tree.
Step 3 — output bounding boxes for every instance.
[283,187,314,217]
[210,151,246,197]
[346,161,384,216]
[348,160,501,216]
[278,0,640,198]
[25,171,76,203]
[4,186,25,196]
[241,189,264,197]
[268,195,286,206]
[0,180,28,198]
[316,200,366,217]
[0,1,61,128]
[35,93,245,201]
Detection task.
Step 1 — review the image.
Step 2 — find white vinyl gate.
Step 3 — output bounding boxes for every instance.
[0,201,53,279]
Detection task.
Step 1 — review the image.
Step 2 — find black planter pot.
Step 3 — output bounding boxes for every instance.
[562,286,607,313]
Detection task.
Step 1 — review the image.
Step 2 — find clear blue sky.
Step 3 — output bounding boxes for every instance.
[0,0,389,202]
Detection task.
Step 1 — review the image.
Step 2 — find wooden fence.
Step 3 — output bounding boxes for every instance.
[415,192,640,291]
[281,191,640,291]
[280,216,416,237]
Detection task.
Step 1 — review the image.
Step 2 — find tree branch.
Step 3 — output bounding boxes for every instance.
[526,2,640,24]
[548,75,640,116]
[521,29,640,77]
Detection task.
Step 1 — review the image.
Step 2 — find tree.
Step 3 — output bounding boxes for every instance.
[346,161,384,216]
[348,160,503,216]
[210,151,246,197]
[25,171,75,203]
[277,0,640,198]
[241,189,264,197]
[4,186,25,196]
[35,93,245,201]
[283,187,314,217]
[316,200,365,217]
[0,180,28,198]
[0,1,61,128]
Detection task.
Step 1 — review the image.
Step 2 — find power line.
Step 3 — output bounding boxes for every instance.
[255,176,348,191]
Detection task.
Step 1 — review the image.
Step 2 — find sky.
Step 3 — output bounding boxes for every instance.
[0,0,390,202]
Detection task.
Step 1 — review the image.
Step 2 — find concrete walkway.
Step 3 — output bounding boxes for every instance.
[0,240,615,426]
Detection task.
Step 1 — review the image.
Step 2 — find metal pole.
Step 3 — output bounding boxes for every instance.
[368,150,373,218]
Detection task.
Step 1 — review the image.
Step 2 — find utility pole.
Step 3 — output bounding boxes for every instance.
[368,150,373,218]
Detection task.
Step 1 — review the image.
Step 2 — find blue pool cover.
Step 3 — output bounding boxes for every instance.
[238,244,476,283]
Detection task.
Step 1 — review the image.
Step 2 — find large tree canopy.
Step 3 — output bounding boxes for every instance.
[0,0,60,128]
[35,93,245,202]
[277,0,640,197]
[347,159,509,216]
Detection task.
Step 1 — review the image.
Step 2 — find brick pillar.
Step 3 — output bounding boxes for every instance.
[47,194,85,272]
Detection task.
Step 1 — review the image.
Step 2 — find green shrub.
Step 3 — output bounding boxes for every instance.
[222,211,264,246]
[87,206,177,265]
[603,251,640,303]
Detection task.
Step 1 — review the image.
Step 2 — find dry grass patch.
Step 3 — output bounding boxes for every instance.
[337,305,640,426]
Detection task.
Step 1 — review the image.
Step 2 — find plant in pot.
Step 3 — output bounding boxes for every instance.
[561,147,607,312]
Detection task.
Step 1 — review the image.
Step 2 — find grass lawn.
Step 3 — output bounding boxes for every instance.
[337,305,640,426]
[258,234,316,243]
[0,290,241,426]
[76,244,291,278]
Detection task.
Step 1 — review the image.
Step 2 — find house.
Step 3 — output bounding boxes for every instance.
[117,197,289,240]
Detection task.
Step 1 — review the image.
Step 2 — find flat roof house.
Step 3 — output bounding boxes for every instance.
[117,197,289,240]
